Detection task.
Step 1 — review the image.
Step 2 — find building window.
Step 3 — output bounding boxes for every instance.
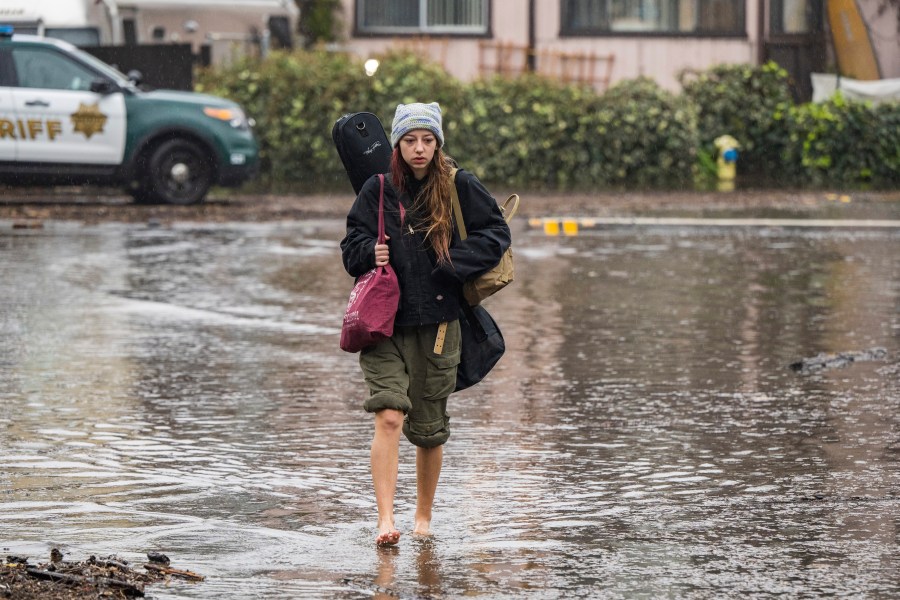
[561,0,745,36]
[357,0,488,35]
[770,0,821,34]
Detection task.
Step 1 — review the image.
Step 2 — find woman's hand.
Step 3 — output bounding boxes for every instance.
[374,235,390,267]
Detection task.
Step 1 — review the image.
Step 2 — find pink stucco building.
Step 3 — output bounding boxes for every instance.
[335,0,899,101]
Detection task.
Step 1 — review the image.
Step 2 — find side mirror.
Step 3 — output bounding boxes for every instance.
[127,70,143,86]
[90,78,119,94]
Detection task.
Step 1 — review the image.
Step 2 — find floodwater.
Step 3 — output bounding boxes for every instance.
[1,216,898,599]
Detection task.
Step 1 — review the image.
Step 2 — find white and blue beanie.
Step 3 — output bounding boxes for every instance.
[390,102,444,148]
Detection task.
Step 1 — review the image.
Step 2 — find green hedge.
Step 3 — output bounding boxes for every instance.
[680,62,794,178]
[197,52,899,190]
[582,77,697,188]
[784,94,900,186]
[451,75,597,188]
[452,75,695,188]
[681,61,899,187]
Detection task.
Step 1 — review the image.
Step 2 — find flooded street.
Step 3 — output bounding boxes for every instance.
[1,215,898,598]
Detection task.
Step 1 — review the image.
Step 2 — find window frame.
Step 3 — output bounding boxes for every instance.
[354,0,492,38]
[560,0,747,39]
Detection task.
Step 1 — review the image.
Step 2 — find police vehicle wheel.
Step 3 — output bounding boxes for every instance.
[145,139,213,205]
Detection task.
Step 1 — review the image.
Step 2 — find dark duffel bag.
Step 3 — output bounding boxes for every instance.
[332,112,392,195]
[455,302,505,392]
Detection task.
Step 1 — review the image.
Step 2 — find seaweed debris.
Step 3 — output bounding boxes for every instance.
[1,550,203,599]
[790,347,888,374]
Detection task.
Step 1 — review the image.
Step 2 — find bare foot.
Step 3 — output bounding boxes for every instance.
[412,519,432,536]
[376,529,401,547]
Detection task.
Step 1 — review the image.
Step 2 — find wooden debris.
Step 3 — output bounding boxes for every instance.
[11,220,44,229]
[142,562,205,582]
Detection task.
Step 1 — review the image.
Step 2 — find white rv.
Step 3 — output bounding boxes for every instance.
[0,0,297,60]
[0,0,108,46]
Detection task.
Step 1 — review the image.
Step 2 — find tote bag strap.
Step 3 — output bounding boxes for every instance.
[377,174,386,244]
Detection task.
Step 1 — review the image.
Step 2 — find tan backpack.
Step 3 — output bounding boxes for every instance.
[449,168,518,306]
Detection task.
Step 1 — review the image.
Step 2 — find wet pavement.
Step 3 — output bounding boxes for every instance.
[1,213,899,598]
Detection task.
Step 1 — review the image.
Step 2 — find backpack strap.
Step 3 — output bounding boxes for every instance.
[449,167,468,241]
[499,193,520,223]
[436,167,464,356]
[450,168,518,235]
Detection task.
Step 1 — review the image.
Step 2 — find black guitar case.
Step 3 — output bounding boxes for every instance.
[332,112,392,195]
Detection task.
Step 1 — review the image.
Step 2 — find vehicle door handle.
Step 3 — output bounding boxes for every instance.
[24,100,50,107]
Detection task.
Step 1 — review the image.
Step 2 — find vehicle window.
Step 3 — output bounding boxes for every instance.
[0,50,14,86]
[11,47,98,91]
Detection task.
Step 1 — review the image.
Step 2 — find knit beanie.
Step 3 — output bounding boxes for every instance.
[390,102,444,148]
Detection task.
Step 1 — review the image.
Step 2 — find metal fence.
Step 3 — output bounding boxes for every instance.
[82,44,203,91]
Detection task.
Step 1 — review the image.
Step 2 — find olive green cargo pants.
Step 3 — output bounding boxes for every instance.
[359,321,461,448]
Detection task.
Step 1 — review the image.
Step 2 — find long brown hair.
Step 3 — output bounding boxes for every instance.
[390,146,455,265]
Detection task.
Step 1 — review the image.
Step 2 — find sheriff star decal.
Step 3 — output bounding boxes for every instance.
[70,103,108,139]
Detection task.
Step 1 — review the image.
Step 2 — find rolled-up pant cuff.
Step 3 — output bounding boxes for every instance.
[403,414,450,448]
[363,391,412,414]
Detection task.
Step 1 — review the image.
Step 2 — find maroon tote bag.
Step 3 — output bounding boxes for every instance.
[340,174,400,353]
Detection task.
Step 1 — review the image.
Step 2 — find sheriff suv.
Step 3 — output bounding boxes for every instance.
[0,27,259,204]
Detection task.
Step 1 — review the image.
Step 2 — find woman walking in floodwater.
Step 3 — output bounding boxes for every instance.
[341,102,510,546]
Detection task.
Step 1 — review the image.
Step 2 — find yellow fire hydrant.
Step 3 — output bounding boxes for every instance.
[714,135,740,191]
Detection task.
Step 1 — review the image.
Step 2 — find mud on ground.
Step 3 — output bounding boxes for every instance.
[2,186,898,224]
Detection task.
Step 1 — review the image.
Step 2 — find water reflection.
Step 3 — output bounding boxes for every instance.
[1,219,898,598]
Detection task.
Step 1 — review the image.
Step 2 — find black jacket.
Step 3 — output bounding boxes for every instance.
[341,169,511,327]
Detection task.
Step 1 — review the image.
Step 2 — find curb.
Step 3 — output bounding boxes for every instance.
[527,216,900,236]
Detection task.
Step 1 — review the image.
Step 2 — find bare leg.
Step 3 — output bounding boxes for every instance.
[413,445,443,535]
[372,409,404,546]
